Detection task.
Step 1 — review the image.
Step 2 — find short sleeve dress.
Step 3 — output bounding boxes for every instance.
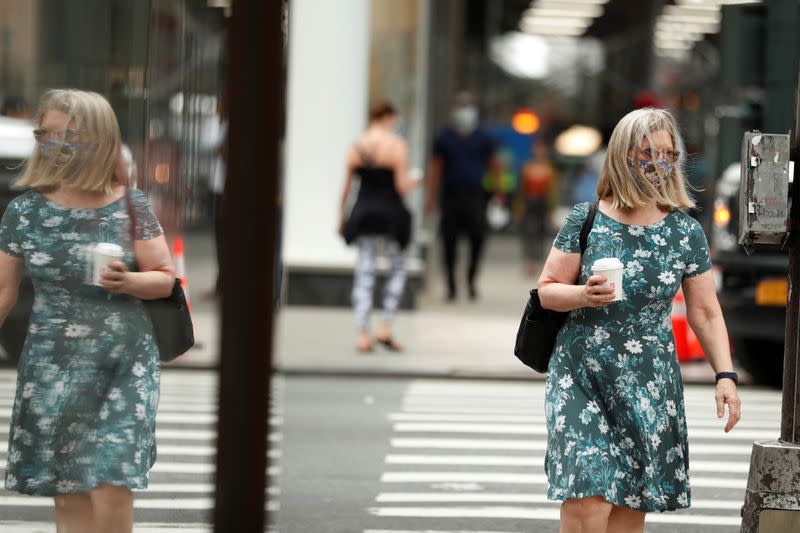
[544,202,712,513]
[1,189,163,496]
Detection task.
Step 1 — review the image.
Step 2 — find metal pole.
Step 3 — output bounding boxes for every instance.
[213,0,285,531]
[783,66,800,444]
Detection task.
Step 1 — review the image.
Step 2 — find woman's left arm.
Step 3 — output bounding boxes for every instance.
[683,270,741,432]
[100,236,175,300]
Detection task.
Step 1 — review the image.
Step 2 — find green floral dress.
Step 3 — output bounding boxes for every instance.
[544,202,712,512]
[1,189,162,496]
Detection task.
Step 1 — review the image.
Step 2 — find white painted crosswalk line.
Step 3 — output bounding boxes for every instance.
[367,506,742,526]
[374,493,744,511]
[389,437,755,455]
[0,369,282,531]
[369,380,766,531]
[383,454,749,473]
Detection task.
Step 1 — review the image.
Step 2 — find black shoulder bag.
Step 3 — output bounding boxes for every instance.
[513,202,598,373]
[125,189,195,362]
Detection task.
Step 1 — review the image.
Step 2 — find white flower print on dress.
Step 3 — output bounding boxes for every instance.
[22,382,36,398]
[653,235,667,246]
[8,449,21,464]
[625,495,642,509]
[677,493,689,506]
[598,419,609,434]
[7,242,20,254]
[42,216,63,227]
[658,271,676,285]
[135,403,147,420]
[586,401,601,414]
[109,388,122,401]
[29,252,53,266]
[37,417,53,432]
[628,225,645,236]
[686,263,699,275]
[586,357,602,372]
[673,260,686,270]
[555,415,566,432]
[65,324,91,338]
[558,374,574,389]
[57,480,79,492]
[132,362,146,377]
[633,249,652,258]
[592,327,610,344]
[624,339,643,354]
[666,400,677,417]
[625,260,643,277]
[650,434,661,447]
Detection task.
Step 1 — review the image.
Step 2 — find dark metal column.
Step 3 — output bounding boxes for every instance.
[213,0,285,531]
[782,63,800,447]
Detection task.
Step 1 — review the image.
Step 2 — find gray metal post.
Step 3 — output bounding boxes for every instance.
[740,3,800,528]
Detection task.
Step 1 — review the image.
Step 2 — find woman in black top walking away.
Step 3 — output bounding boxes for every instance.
[339,101,419,352]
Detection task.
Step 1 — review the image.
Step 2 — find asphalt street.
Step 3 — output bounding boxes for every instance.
[0,371,784,532]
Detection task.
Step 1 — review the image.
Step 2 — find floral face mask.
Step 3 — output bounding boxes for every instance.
[629,158,674,187]
[37,140,88,167]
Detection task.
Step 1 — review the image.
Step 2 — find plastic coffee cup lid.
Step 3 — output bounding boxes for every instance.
[95,243,124,256]
[592,257,624,271]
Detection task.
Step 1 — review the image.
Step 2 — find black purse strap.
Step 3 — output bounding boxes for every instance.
[578,201,598,255]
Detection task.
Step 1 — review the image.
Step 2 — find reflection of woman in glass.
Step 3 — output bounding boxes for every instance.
[339,101,419,352]
[0,90,174,532]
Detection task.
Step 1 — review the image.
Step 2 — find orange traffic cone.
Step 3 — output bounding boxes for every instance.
[173,236,191,313]
[672,290,704,362]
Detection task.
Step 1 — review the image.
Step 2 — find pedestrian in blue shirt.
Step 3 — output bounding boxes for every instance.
[425,93,503,301]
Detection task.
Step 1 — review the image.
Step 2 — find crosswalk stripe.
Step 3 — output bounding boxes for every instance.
[383,454,750,473]
[364,530,521,533]
[366,506,741,526]
[391,422,770,440]
[387,412,779,430]
[0,496,279,511]
[374,493,744,510]
[379,471,745,489]
[0,522,212,532]
[390,437,754,455]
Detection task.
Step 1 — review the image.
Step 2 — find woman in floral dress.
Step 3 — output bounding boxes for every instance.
[0,89,174,532]
[537,108,742,533]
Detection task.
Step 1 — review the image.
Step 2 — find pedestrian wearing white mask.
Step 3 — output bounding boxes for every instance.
[425,93,503,301]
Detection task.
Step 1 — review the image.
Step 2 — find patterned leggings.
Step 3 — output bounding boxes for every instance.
[352,236,407,332]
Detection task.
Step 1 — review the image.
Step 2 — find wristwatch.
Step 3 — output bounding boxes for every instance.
[715,372,738,385]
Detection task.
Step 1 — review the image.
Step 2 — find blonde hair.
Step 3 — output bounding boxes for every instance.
[16,89,121,193]
[596,108,695,210]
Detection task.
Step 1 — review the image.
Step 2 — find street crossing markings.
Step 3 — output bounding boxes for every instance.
[374,493,744,511]
[0,369,282,530]
[389,437,755,455]
[366,506,742,526]
[0,522,213,532]
[383,455,749,473]
[368,380,775,530]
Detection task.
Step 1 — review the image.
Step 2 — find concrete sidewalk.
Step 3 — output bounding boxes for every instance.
[172,229,733,385]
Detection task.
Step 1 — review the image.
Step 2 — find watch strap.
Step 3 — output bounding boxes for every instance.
[715,372,738,385]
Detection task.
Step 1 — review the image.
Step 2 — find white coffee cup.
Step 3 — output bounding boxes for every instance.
[591,257,625,301]
[92,243,124,286]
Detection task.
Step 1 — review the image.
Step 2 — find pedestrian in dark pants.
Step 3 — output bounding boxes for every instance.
[426,93,502,301]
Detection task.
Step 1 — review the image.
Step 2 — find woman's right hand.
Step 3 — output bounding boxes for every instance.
[583,275,616,307]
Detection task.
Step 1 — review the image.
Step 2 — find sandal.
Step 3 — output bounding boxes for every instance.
[376,336,403,352]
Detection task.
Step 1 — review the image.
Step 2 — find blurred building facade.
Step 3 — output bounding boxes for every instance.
[0,0,228,232]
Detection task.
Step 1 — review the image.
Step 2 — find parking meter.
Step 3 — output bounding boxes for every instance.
[738,131,792,253]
